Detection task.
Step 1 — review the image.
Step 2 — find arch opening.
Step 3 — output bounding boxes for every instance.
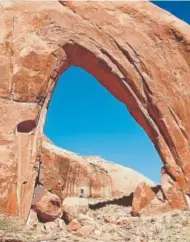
[43,65,162,183]
[36,41,188,216]
[33,36,190,218]
[1,0,190,220]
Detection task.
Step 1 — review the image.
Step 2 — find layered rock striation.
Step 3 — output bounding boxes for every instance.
[39,138,154,201]
[0,1,190,218]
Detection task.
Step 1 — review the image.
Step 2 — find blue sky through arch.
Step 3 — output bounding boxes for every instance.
[44,2,189,183]
[44,66,162,183]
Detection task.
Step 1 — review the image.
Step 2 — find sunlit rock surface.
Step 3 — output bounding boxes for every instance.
[0,1,190,218]
[40,138,154,200]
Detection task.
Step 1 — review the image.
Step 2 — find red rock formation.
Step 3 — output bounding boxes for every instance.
[142,190,173,216]
[31,186,62,222]
[132,180,189,216]
[39,140,113,200]
[39,139,154,201]
[0,1,190,219]
[132,182,156,216]
[161,167,188,210]
[95,157,154,196]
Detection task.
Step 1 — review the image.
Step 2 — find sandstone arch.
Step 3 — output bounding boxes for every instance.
[0,1,190,219]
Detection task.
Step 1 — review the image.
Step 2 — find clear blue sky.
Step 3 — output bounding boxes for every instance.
[44,2,190,183]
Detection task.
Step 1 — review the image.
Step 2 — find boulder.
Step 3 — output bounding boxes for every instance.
[131,182,156,216]
[31,186,62,222]
[62,197,89,222]
[66,219,82,232]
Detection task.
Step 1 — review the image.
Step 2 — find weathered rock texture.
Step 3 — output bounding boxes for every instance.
[92,157,154,197]
[132,182,156,216]
[31,186,62,222]
[39,138,154,201]
[39,140,112,200]
[0,1,190,219]
[131,182,174,216]
[3,205,190,242]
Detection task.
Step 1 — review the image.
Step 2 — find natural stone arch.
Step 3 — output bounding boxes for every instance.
[0,1,190,219]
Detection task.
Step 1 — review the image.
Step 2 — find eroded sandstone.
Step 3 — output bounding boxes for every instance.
[0,1,190,218]
[132,182,156,216]
[39,138,154,201]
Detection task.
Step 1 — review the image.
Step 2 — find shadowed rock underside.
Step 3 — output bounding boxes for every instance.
[0,1,190,219]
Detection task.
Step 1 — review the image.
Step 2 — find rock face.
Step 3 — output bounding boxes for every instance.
[0,1,190,218]
[93,157,155,196]
[39,140,113,200]
[39,139,154,201]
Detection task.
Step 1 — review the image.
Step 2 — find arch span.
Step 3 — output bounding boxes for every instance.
[44,65,162,182]
[0,1,190,218]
